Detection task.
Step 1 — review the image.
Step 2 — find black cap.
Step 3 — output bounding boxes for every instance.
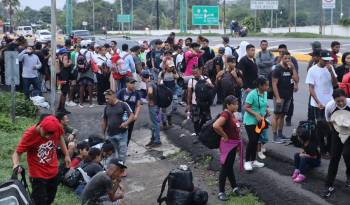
[140,70,150,78]
[130,45,141,52]
[320,50,333,61]
[103,43,111,49]
[126,77,137,84]
[109,158,127,169]
[227,55,237,63]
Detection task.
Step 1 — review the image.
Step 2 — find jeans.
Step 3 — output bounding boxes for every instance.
[326,130,350,187]
[294,153,321,175]
[108,131,128,162]
[23,77,41,99]
[30,175,59,205]
[312,106,331,154]
[148,105,161,144]
[219,147,237,192]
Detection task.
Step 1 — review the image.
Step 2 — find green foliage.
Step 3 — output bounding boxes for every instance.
[0,92,38,118]
[242,16,260,32]
[339,18,350,27]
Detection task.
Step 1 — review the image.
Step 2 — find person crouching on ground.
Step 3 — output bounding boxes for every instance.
[292,126,321,183]
[81,158,126,205]
[214,95,244,201]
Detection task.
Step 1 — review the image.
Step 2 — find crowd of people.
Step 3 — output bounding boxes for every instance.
[2,31,350,204]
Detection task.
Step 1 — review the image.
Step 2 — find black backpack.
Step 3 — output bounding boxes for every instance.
[179,57,186,73]
[0,166,33,205]
[220,71,239,97]
[156,84,173,108]
[198,112,229,149]
[76,53,89,73]
[158,166,207,205]
[194,78,214,108]
[146,50,153,69]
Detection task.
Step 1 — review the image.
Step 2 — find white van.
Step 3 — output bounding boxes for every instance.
[16,26,33,37]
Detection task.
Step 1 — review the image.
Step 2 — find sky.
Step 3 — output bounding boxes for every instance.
[19,0,114,10]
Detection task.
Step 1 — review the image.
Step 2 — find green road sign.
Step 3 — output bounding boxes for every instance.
[192,5,219,26]
[117,15,132,23]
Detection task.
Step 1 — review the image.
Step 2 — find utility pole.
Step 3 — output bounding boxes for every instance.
[66,0,73,34]
[223,0,226,34]
[92,0,95,34]
[173,0,176,28]
[340,0,343,19]
[179,0,187,32]
[111,9,114,31]
[156,0,160,30]
[50,0,57,114]
[120,0,124,31]
[131,0,134,30]
[294,0,296,32]
[320,3,323,35]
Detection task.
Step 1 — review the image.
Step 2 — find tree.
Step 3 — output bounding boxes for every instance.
[2,0,20,32]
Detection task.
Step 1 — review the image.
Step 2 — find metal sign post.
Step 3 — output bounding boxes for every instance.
[250,0,278,33]
[50,0,57,114]
[4,51,19,123]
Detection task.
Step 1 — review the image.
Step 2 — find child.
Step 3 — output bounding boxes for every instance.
[292,127,321,183]
[70,141,90,169]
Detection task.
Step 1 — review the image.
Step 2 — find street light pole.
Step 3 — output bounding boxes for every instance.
[131,0,134,31]
[294,0,296,32]
[156,0,160,30]
[111,9,114,31]
[92,0,95,34]
[120,0,124,31]
[340,0,343,19]
[223,0,226,34]
[50,0,57,114]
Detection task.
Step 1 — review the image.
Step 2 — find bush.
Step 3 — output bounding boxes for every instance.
[0,92,38,118]
[339,18,350,27]
[242,16,260,32]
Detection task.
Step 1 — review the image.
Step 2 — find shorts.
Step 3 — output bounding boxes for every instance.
[61,83,69,96]
[79,77,94,86]
[273,98,291,114]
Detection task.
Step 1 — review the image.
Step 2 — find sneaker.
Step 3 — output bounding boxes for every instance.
[145,141,153,147]
[322,186,335,198]
[232,187,244,197]
[66,101,77,107]
[78,104,84,108]
[292,169,300,179]
[191,133,197,137]
[257,152,266,160]
[217,192,229,201]
[279,134,290,142]
[244,161,253,171]
[261,146,267,153]
[293,174,305,183]
[272,137,284,144]
[252,160,265,168]
[89,104,96,108]
[149,143,162,148]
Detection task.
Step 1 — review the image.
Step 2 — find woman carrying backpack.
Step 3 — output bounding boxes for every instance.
[213,95,244,201]
[243,77,270,171]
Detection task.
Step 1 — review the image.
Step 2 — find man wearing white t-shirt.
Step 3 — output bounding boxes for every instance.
[305,50,338,158]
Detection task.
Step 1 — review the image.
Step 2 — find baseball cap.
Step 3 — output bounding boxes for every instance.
[320,50,333,61]
[227,55,237,63]
[140,70,150,78]
[109,158,127,169]
[57,48,68,55]
[126,77,137,84]
[218,47,225,54]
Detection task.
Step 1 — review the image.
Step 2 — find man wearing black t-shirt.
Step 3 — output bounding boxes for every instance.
[237,44,258,115]
[271,51,299,143]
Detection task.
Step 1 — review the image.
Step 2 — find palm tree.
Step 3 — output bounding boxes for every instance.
[2,0,20,32]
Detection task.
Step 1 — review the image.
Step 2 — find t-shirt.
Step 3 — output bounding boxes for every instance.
[117,88,141,112]
[335,65,350,82]
[221,111,240,140]
[81,172,113,205]
[82,162,104,178]
[151,49,164,70]
[272,64,294,99]
[325,98,350,122]
[70,157,82,169]
[184,50,201,76]
[303,139,320,159]
[305,64,337,107]
[103,101,133,136]
[243,89,268,125]
[132,54,141,73]
[58,63,73,82]
[237,56,258,89]
[16,126,61,179]
[187,76,212,105]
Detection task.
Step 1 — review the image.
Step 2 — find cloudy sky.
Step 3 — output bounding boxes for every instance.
[19,0,114,10]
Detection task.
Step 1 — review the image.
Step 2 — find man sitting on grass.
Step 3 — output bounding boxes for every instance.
[81,158,126,205]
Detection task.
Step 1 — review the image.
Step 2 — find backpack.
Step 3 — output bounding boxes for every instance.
[291,121,316,148]
[63,165,91,188]
[76,53,89,73]
[156,84,173,108]
[179,56,187,73]
[158,166,207,205]
[220,71,239,97]
[198,112,230,149]
[194,78,215,108]
[146,50,153,69]
[0,166,32,205]
[338,72,350,97]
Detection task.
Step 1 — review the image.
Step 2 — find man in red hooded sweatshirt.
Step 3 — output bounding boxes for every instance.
[12,115,71,205]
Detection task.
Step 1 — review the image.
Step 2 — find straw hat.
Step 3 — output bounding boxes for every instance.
[330,110,350,143]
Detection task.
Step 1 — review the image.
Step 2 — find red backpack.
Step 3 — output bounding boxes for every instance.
[338,72,350,97]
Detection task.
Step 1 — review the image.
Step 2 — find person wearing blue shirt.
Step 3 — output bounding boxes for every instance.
[117,77,142,146]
